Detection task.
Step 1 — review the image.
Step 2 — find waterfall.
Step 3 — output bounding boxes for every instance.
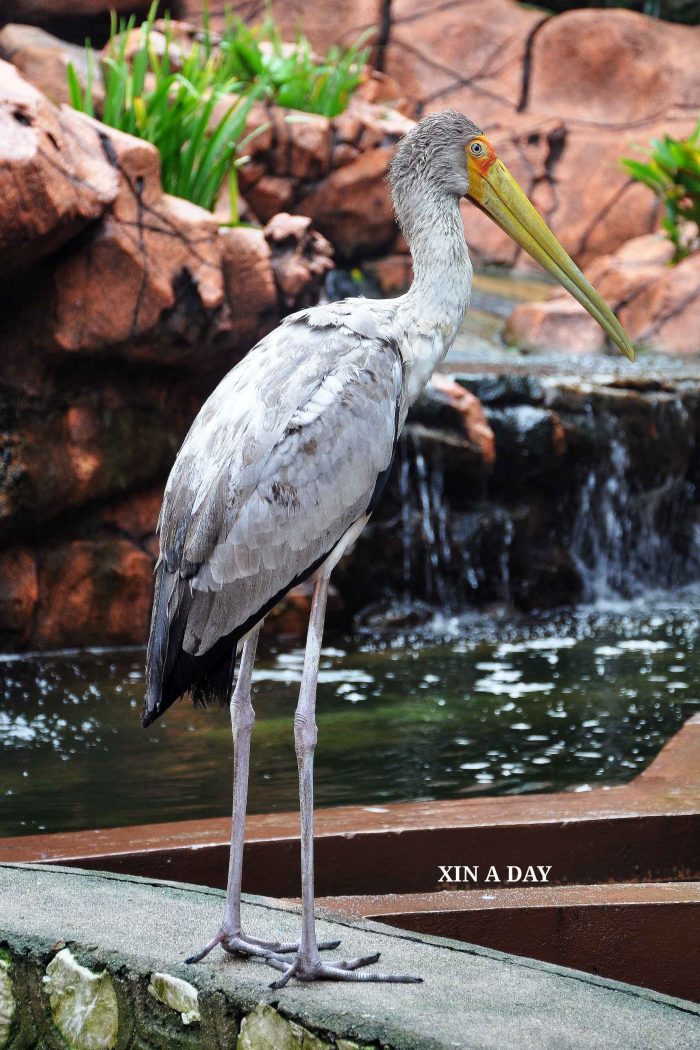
[397,427,514,608]
[568,401,700,602]
[398,430,456,606]
[393,390,700,614]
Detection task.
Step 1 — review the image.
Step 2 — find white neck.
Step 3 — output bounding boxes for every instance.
[392,190,473,407]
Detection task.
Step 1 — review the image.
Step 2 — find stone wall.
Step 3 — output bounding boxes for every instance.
[0,60,332,650]
[1,864,698,1050]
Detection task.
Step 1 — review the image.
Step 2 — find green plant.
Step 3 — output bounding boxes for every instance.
[622,120,700,263]
[217,15,372,118]
[67,5,371,214]
[67,3,260,212]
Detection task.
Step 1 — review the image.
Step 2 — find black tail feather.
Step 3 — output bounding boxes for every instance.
[143,563,242,726]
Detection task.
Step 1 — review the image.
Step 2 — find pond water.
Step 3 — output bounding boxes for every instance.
[2,588,698,838]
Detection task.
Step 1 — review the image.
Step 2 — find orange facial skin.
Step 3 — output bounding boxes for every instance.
[465,136,497,202]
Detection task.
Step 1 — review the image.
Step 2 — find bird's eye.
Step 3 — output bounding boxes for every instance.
[470,141,483,156]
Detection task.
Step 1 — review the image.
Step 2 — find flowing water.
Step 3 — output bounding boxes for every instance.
[2,590,698,838]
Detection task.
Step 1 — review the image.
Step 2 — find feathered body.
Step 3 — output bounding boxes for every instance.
[144,112,479,727]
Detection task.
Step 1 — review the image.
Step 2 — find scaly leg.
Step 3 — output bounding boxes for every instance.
[266,574,421,987]
[186,622,339,964]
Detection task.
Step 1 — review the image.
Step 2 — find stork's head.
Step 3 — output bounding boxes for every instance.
[389,111,635,362]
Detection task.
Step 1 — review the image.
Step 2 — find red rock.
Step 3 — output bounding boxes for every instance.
[264,213,334,307]
[384,0,545,127]
[35,537,153,648]
[342,97,413,152]
[331,142,361,168]
[354,69,406,108]
[107,20,203,73]
[332,110,363,146]
[462,115,696,269]
[363,253,413,295]
[46,114,224,358]
[241,107,331,185]
[0,546,37,647]
[431,374,496,467]
[0,368,193,537]
[101,485,163,539]
[0,23,103,109]
[213,187,256,226]
[0,59,117,274]
[181,0,379,54]
[628,256,700,354]
[219,225,278,350]
[282,112,331,180]
[594,234,700,355]
[298,147,397,259]
[535,119,696,268]
[504,298,606,355]
[504,232,700,355]
[529,9,700,126]
[243,174,296,224]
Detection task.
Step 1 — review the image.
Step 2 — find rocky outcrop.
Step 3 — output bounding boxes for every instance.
[0,22,101,107]
[505,232,700,355]
[5,3,698,276]
[0,62,333,651]
[0,61,117,274]
[527,9,697,125]
[188,0,698,271]
[237,100,413,261]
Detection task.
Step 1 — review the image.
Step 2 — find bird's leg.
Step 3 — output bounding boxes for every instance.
[266,574,421,988]
[185,624,338,965]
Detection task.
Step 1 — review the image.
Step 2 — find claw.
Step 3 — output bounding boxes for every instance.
[331,952,381,970]
[185,932,224,964]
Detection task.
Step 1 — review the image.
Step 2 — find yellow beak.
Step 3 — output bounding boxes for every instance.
[467,143,635,362]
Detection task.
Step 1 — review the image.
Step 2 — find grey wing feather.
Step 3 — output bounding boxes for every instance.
[146,301,403,719]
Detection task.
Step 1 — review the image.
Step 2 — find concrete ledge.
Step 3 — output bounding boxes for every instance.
[1,864,699,1049]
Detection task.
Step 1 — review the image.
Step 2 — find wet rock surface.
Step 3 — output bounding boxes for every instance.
[336,368,700,619]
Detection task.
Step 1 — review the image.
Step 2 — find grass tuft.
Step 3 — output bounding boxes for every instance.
[67,3,371,214]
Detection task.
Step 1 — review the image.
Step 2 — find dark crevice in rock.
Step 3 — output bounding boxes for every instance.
[517,16,550,113]
[375,0,392,72]
[130,170,149,339]
[543,125,567,181]
[397,37,518,114]
[575,179,634,259]
[98,131,119,169]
